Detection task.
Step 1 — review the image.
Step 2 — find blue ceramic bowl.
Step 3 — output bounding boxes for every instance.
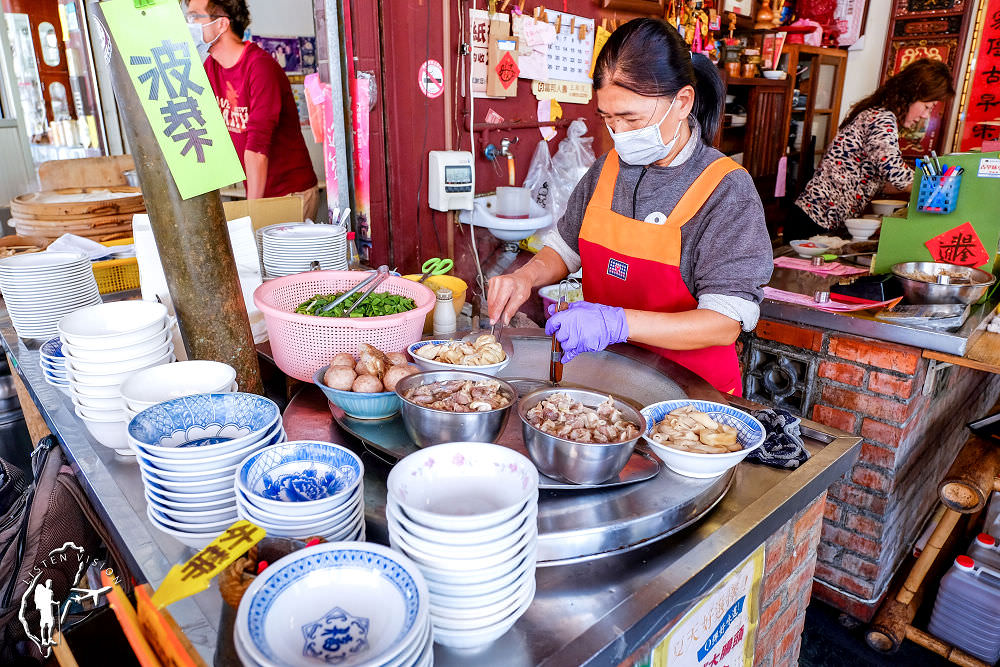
[236,542,428,667]
[313,365,401,420]
[237,440,364,516]
[128,392,281,458]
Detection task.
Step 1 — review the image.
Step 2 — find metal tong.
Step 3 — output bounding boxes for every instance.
[317,264,389,314]
[549,278,579,384]
[343,265,391,316]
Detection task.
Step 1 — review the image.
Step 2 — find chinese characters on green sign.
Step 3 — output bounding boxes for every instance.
[103,0,245,199]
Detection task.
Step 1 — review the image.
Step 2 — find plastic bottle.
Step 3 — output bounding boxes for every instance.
[969,533,1000,570]
[432,288,456,338]
[346,232,361,270]
[928,556,1000,663]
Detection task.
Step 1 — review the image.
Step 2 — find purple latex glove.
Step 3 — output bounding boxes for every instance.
[545,301,629,363]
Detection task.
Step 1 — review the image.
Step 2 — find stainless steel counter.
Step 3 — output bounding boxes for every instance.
[2,316,860,666]
[764,259,999,356]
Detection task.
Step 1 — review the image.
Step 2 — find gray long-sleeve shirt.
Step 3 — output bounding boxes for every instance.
[541,122,773,330]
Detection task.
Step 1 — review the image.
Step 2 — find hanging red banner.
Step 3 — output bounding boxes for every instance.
[958,0,1000,150]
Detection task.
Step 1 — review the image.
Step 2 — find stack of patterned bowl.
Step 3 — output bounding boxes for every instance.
[235,441,365,542]
[235,542,433,667]
[386,441,539,649]
[39,336,69,393]
[60,301,175,455]
[128,392,285,549]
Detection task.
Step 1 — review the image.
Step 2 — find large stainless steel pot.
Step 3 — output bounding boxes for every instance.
[518,388,647,485]
[892,262,995,304]
[395,370,517,447]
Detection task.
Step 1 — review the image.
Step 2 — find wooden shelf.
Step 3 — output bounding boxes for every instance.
[722,75,791,87]
[923,349,1000,376]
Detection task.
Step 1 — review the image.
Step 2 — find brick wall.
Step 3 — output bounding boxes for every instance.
[744,320,1000,622]
[624,493,827,667]
[754,492,827,667]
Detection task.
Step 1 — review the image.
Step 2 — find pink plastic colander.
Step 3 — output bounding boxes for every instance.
[253,271,436,382]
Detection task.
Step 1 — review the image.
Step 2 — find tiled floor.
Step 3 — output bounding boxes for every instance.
[799,601,952,666]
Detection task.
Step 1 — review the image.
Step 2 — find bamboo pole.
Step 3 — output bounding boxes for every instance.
[90,3,263,394]
[938,437,1000,513]
[897,509,962,606]
[905,627,991,667]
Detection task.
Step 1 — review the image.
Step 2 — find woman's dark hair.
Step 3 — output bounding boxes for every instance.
[593,18,723,144]
[208,0,251,38]
[840,59,955,129]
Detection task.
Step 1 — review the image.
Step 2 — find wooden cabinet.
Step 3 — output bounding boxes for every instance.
[781,45,847,197]
[718,45,847,231]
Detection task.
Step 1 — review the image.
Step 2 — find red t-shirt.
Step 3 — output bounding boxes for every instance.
[205,42,317,197]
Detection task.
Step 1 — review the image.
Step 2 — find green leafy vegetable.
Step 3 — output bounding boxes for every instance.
[294,291,416,318]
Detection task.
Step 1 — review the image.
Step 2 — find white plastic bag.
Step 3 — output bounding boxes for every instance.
[520,119,595,252]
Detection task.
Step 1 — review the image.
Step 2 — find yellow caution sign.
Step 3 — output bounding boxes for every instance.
[151,520,265,609]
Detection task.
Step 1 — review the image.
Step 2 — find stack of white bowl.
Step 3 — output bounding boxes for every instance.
[261,224,347,277]
[236,441,365,542]
[39,336,70,393]
[128,392,285,550]
[119,360,238,422]
[387,441,539,650]
[0,251,102,339]
[59,301,175,455]
[235,542,433,667]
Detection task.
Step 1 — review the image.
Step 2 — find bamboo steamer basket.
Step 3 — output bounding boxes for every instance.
[10,186,143,218]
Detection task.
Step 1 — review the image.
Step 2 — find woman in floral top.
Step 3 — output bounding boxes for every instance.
[785,59,955,240]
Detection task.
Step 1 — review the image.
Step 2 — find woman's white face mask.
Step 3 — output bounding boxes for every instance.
[606,97,682,166]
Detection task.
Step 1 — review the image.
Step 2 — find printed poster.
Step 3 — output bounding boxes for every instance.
[253,36,303,75]
[470,9,507,98]
[651,544,765,667]
[956,0,1000,151]
[103,0,245,199]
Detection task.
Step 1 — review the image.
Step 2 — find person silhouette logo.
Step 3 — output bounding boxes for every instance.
[33,579,57,648]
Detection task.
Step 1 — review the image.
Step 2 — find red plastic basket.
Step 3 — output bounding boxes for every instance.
[253,271,436,382]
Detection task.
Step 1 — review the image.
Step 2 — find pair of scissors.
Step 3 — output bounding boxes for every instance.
[417,257,454,283]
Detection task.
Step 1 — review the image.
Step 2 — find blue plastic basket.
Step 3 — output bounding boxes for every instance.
[917,170,963,214]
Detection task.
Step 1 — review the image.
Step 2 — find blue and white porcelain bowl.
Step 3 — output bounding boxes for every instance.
[313,366,401,420]
[235,483,363,528]
[235,542,430,667]
[40,336,65,361]
[133,423,284,474]
[128,393,281,459]
[640,400,765,479]
[236,441,363,517]
[407,340,511,376]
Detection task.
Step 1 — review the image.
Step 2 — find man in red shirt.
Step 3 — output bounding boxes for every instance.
[186,0,320,220]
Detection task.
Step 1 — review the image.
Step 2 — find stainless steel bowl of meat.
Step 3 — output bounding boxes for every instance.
[395,370,518,447]
[892,262,996,304]
[517,388,646,485]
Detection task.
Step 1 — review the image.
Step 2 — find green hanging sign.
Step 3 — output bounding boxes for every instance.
[103,0,245,199]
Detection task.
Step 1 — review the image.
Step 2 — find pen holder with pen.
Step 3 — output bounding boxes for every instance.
[917,169,963,214]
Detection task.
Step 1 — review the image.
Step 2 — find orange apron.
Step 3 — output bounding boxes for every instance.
[578,150,745,396]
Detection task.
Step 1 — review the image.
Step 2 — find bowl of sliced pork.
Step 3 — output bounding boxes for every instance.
[517,388,646,485]
[395,371,518,447]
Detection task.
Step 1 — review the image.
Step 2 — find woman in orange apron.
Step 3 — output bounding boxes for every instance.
[487,19,773,396]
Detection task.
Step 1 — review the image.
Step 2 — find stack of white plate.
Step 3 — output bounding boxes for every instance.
[235,441,365,542]
[261,224,347,277]
[235,542,433,667]
[0,252,102,339]
[128,392,285,550]
[387,441,539,650]
[58,301,176,455]
[39,336,69,393]
[119,360,237,422]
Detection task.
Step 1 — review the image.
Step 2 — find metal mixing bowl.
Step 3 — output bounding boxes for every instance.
[517,388,647,485]
[892,262,996,304]
[395,370,517,447]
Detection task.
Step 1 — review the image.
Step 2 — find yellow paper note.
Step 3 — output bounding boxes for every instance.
[102,0,245,199]
[590,26,612,77]
[150,520,265,609]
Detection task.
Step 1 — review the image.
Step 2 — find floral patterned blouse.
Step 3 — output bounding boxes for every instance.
[795,108,914,230]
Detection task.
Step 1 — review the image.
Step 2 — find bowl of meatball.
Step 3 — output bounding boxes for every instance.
[517,388,646,485]
[394,370,518,447]
[313,344,420,420]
